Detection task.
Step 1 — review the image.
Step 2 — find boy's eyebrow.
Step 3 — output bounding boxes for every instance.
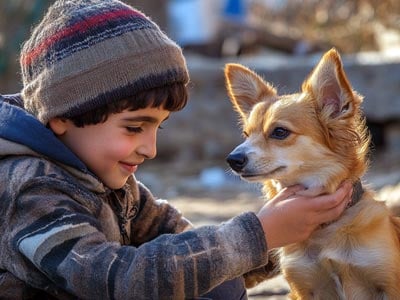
[122,116,169,123]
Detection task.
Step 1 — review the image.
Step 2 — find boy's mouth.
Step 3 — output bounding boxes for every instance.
[119,161,138,173]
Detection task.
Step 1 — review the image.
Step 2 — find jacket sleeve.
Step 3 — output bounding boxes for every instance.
[12,180,270,299]
[243,249,281,288]
[130,179,280,289]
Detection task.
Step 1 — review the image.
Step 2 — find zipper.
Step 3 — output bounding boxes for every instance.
[109,190,139,244]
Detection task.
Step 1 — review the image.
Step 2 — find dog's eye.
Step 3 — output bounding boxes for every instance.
[243,131,249,137]
[270,127,290,140]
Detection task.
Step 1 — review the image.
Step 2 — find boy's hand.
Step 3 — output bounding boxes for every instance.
[257,181,353,249]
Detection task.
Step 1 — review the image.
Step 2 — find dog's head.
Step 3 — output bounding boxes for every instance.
[225,49,370,196]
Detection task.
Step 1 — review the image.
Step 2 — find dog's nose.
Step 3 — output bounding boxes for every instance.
[226,152,248,172]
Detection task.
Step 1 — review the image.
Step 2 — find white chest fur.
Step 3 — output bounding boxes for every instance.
[279,199,400,299]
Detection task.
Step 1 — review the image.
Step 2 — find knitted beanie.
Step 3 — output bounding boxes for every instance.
[20,0,189,124]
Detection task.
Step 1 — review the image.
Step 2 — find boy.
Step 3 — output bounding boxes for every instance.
[0,0,352,299]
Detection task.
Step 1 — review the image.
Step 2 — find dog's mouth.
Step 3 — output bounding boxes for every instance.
[240,166,286,180]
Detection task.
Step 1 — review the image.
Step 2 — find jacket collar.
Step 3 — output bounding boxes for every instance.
[0,94,105,192]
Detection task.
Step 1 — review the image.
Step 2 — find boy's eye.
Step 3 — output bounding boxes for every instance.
[126,126,143,133]
[270,127,290,140]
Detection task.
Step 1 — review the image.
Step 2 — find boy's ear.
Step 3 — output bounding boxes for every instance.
[224,63,277,121]
[48,117,68,135]
[302,48,362,120]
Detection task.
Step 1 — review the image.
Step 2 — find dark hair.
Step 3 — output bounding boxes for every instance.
[68,83,188,127]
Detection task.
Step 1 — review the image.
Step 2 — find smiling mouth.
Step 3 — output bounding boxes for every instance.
[240,166,286,179]
[120,162,138,173]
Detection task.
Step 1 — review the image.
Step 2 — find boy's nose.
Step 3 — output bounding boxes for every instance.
[137,134,157,160]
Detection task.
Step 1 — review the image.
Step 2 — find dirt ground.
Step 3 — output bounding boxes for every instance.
[136,150,400,299]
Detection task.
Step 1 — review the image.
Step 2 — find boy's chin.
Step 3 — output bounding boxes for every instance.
[103,178,129,190]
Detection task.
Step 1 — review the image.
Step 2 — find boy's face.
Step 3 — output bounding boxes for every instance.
[50,107,170,189]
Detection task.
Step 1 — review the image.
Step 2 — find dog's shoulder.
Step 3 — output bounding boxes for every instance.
[389,215,400,241]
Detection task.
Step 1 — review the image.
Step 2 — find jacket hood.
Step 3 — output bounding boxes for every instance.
[0,94,104,192]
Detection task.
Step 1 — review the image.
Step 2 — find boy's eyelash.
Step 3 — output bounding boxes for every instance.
[126,127,143,133]
[126,125,164,133]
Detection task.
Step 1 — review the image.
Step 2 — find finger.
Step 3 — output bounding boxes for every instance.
[272,185,305,202]
[314,182,353,211]
[315,199,348,225]
[339,179,352,188]
[314,188,352,224]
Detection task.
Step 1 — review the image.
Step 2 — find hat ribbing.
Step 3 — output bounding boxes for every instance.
[20,0,189,124]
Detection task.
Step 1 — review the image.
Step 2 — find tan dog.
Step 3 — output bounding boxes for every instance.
[225,49,400,299]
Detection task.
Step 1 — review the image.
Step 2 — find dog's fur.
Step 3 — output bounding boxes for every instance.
[225,49,400,299]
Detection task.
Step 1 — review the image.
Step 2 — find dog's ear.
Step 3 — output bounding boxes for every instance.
[302,48,362,120]
[225,63,277,121]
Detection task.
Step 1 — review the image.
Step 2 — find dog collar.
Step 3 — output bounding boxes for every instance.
[320,180,363,228]
[347,180,364,208]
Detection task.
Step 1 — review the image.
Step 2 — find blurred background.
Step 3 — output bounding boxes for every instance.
[1,1,400,298]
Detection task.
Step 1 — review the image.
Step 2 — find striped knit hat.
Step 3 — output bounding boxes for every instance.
[20,0,189,124]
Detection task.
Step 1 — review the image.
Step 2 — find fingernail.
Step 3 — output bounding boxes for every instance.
[348,189,353,202]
